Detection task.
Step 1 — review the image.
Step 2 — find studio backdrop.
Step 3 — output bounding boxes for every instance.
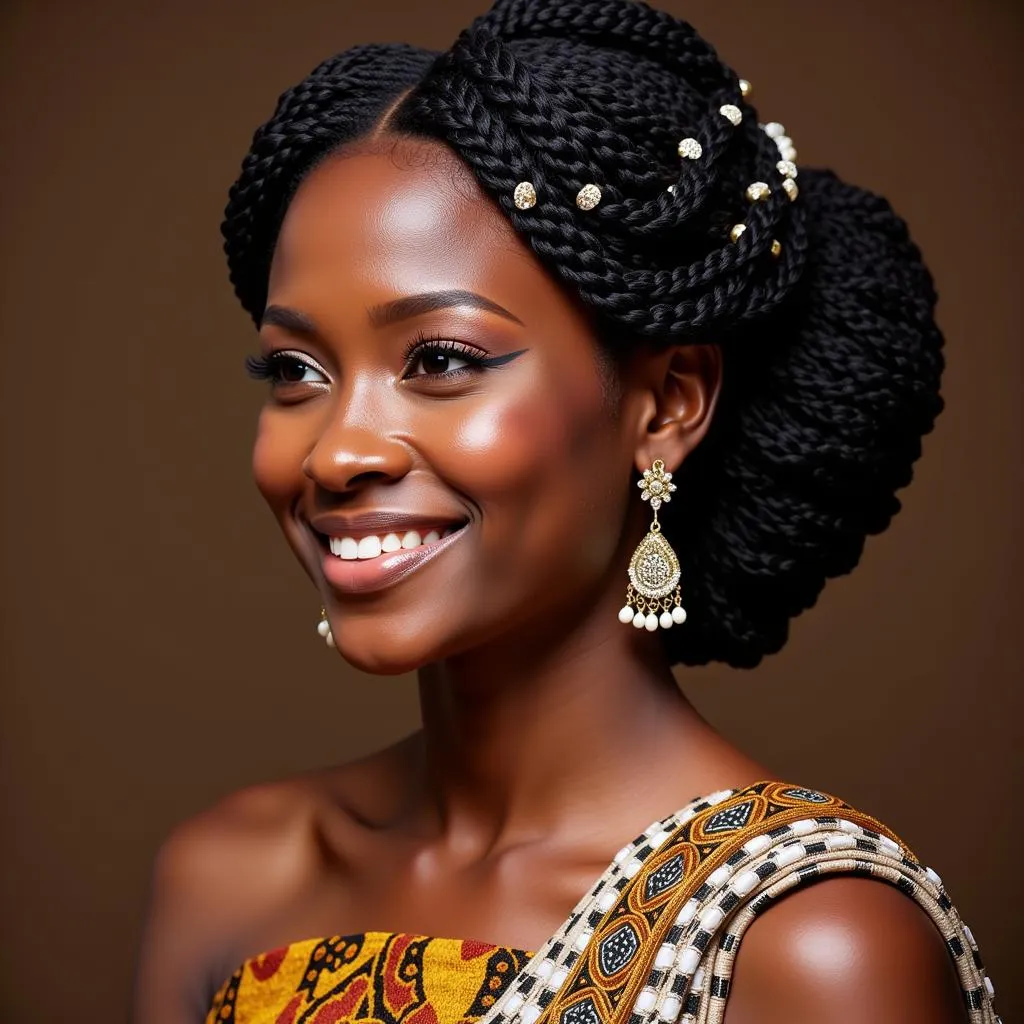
[0,1,1020,1021]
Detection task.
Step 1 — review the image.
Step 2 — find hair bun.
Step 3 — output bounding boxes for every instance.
[674,168,943,667]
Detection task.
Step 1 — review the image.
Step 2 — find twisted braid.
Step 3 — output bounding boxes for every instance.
[222,43,438,321]
[221,0,944,668]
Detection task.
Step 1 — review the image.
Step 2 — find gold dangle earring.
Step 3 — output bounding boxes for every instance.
[316,606,335,648]
[618,460,687,631]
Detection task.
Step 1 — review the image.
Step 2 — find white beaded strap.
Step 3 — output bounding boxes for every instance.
[632,820,1000,1024]
[487,789,739,1024]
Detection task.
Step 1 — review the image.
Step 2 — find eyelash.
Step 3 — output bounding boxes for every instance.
[401,330,495,378]
[245,332,506,386]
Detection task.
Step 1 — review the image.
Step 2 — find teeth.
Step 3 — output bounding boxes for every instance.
[356,536,382,559]
[328,527,461,560]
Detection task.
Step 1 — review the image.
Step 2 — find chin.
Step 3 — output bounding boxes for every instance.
[328,619,455,676]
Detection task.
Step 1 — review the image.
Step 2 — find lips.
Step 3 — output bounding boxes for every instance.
[307,512,469,596]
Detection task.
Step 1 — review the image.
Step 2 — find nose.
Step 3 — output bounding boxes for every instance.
[302,392,414,494]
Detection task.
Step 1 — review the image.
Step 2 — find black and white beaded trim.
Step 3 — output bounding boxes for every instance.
[481,791,999,1024]
[487,789,739,1024]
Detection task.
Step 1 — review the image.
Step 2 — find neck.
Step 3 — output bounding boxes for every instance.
[414,581,712,856]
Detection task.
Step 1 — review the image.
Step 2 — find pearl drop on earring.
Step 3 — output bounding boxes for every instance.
[317,607,335,648]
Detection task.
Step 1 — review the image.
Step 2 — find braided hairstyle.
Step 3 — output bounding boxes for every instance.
[222,0,944,669]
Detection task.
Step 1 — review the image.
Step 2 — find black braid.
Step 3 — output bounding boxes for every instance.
[222,0,944,669]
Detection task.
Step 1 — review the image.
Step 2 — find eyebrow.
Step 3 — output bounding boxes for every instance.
[260,290,525,335]
[369,289,524,328]
[260,305,318,334]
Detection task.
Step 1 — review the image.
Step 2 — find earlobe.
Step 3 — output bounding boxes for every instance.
[634,343,722,472]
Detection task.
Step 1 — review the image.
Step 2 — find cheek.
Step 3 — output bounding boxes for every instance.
[435,369,628,576]
[251,409,306,514]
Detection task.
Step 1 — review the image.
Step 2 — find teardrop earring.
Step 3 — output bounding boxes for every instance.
[316,606,335,648]
[618,460,688,631]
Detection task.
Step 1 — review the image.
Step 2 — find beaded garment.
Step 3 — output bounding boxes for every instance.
[206,781,1000,1024]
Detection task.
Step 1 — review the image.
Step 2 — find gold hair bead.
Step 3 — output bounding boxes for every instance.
[782,178,799,201]
[771,239,782,257]
[776,159,798,180]
[739,78,752,98]
[745,181,771,202]
[576,183,602,210]
[719,104,742,127]
[677,137,702,160]
[513,181,537,210]
[729,223,747,242]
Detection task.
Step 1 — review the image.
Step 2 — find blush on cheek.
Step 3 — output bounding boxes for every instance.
[251,415,301,510]
[448,397,571,493]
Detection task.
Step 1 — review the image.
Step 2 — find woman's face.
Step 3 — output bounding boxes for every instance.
[253,138,645,674]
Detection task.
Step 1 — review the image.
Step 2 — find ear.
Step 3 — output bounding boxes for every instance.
[626,343,723,474]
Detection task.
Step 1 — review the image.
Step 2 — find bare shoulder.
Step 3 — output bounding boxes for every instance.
[132,775,327,1023]
[724,876,968,1024]
[150,774,325,923]
[132,738,417,1024]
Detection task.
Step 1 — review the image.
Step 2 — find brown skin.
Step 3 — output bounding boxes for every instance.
[133,139,967,1024]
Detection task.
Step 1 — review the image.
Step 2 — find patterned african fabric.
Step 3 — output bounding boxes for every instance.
[206,781,1000,1024]
[205,931,533,1024]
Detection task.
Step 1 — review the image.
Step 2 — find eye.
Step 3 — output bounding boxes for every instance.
[246,351,329,387]
[403,337,488,379]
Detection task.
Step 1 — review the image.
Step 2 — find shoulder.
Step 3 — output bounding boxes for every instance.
[150,775,324,919]
[132,776,327,1023]
[717,780,969,1024]
[724,876,968,1023]
[132,741,415,1024]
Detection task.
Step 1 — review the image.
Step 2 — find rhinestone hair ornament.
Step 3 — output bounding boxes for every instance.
[509,77,800,264]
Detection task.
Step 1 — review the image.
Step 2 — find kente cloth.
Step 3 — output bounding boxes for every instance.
[205,780,1000,1024]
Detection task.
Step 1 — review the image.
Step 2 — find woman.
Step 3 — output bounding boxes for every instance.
[133,1,1000,1022]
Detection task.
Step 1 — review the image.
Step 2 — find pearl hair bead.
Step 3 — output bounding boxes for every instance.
[745,181,771,202]
[776,159,798,179]
[782,178,799,201]
[739,78,752,98]
[763,122,786,138]
[771,239,782,257]
[775,135,797,162]
[729,223,747,242]
[719,104,742,126]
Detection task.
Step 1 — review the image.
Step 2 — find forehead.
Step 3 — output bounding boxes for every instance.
[268,137,552,318]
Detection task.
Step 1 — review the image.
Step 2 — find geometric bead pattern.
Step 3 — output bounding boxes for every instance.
[561,997,602,1024]
[597,923,640,977]
[478,781,1001,1024]
[703,801,755,833]
[780,787,830,803]
[643,854,685,902]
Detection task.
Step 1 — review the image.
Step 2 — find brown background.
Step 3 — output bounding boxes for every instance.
[1,1,1020,1021]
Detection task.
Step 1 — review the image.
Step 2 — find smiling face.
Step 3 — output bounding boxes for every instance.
[251,137,648,674]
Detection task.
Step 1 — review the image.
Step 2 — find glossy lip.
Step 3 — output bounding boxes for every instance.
[318,523,469,596]
[309,510,467,540]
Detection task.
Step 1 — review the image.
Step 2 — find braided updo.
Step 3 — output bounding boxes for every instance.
[222,0,944,669]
